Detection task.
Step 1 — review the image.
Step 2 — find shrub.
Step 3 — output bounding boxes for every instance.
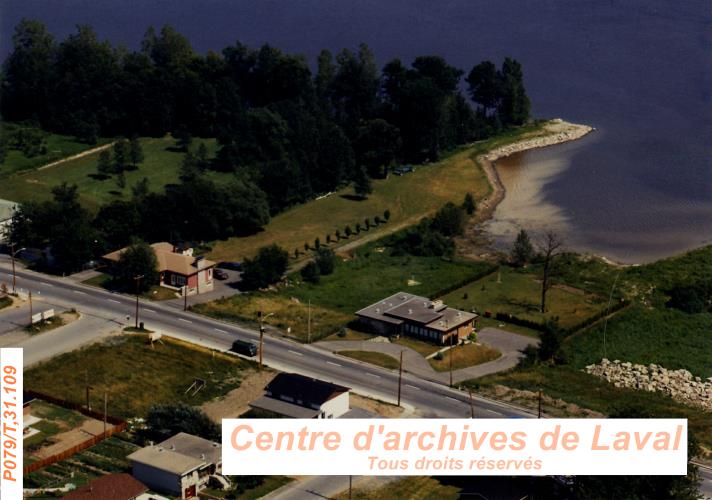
[241,244,289,290]
[315,248,336,275]
[301,261,320,283]
[384,209,391,221]
[434,351,444,361]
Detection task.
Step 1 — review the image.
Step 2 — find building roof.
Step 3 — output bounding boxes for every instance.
[158,432,222,465]
[356,292,476,333]
[249,395,320,418]
[103,242,216,276]
[265,373,350,407]
[127,446,205,476]
[63,473,147,500]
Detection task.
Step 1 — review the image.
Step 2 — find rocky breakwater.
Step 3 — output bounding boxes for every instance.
[585,359,712,411]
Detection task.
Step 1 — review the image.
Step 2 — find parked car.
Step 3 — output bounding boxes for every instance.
[218,261,242,271]
[393,164,415,176]
[214,269,229,280]
[231,339,258,357]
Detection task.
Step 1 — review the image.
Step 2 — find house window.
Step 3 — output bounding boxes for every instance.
[171,274,187,286]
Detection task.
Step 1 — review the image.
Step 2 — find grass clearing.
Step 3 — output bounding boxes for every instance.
[208,123,547,262]
[337,477,461,500]
[338,351,400,370]
[324,329,375,341]
[25,335,251,418]
[195,242,492,342]
[468,365,712,456]
[393,337,441,357]
[0,136,224,212]
[429,343,501,372]
[441,266,607,329]
[0,296,12,310]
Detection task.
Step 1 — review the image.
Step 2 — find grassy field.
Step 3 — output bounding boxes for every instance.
[0,296,11,310]
[429,343,501,372]
[565,305,712,378]
[194,242,493,342]
[0,123,113,178]
[25,335,251,418]
[337,477,461,500]
[208,123,548,262]
[83,272,178,301]
[0,136,222,211]
[393,337,441,357]
[441,266,608,329]
[338,350,400,370]
[24,435,139,493]
[468,365,712,455]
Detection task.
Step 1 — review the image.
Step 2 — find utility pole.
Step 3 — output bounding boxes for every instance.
[449,333,454,387]
[28,290,33,327]
[257,311,274,371]
[183,285,188,311]
[307,299,311,344]
[537,389,542,418]
[103,392,108,434]
[397,350,404,407]
[349,475,352,500]
[10,242,23,293]
[468,388,475,418]
[133,274,144,329]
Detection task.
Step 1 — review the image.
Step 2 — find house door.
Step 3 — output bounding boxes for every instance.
[185,484,197,498]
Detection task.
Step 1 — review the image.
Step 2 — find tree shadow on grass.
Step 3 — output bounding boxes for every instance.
[339,194,367,202]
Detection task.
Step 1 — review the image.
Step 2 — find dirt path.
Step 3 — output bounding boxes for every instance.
[37,142,116,171]
[201,369,277,421]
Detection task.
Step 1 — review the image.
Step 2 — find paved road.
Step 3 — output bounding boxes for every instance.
[0,261,530,419]
[2,260,709,496]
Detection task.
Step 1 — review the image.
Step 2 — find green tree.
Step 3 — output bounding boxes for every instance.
[431,202,465,237]
[129,136,144,168]
[462,193,476,215]
[511,229,534,267]
[537,319,563,362]
[344,225,352,238]
[384,209,391,221]
[179,151,199,181]
[96,150,113,177]
[114,240,158,292]
[241,244,289,290]
[355,222,362,233]
[143,403,220,442]
[314,238,321,250]
[47,183,97,272]
[335,229,341,240]
[466,60,501,112]
[315,248,336,275]
[131,177,150,201]
[196,141,209,169]
[174,128,192,151]
[353,165,373,198]
[301,261,320,283]
[113,139,129,172]
[498,57,530,126]
[539,232,563,313]
[116,170,126,190]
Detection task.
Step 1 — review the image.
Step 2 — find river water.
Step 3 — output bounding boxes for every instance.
[2,0,711,263]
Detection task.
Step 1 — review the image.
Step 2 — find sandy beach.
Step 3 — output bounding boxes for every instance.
[457,119,594,260]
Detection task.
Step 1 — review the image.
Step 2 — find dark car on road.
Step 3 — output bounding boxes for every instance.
[231,339,258,357]
[214,269,229,280]
[218,261,242,271]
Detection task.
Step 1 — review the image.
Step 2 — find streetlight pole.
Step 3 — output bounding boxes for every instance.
[258,311,274,370]
[449,333,454,387]
[9,243,24,293]
[133,275,144,329]
[397,350,404,407]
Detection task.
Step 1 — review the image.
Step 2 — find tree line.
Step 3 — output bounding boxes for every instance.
[3,20,530,212]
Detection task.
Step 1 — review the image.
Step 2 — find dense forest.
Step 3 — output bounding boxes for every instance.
[2,20,530,272]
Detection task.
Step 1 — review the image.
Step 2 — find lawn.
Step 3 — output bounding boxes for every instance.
[24,435,139,493]
[208,122,549,262]
[467,365,712,457]
[0,122,113,177]
[337,477,461,500]
[24,400,87,463]
[338,351,400,370]
[429,343,501,372]
[441,266,608,329]
[194,242,493,342]
[0,296,12,310]
[564,305,712,378]
[393,337,441,357]
[0,135,224,212]
[25,334,252,418]
[83,272,179,301]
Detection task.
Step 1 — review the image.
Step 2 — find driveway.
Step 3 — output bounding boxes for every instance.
[315,327,537,385]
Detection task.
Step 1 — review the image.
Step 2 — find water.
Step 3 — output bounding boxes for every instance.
[2,0,711,263]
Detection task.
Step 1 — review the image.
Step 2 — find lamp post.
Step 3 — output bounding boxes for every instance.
[9,243,25,293]
[257,311,274,370]
[133,275,144,329]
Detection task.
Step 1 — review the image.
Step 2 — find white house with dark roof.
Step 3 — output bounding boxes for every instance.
[249,373,351,419]
[356,292,477,345]
[127,432,224,499]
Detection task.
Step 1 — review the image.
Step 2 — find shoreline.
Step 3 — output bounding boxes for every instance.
[457,119,595,260]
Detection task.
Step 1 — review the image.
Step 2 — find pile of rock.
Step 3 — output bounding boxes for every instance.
[482,119,593,163]
[585,359,712,411]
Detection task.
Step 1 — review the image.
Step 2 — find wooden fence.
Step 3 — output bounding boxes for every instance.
[23,390,127,476]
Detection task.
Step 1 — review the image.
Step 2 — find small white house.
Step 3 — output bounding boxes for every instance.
[127,432,223,499]
[250,373,351,419]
